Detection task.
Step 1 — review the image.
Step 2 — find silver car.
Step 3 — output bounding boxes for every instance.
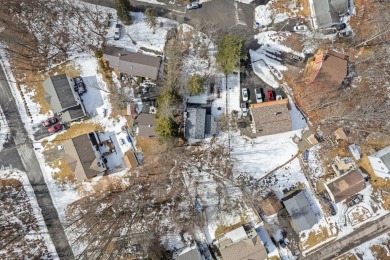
[186,2,200,9]
[114,23,121,40]
[242,88,249,102]
[255,88,262,103]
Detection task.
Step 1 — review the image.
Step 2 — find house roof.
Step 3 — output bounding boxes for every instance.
[250,99,292,136]
[326,170,366,203]
[317,51,348,87]
[63,133,104,182]
[219,236,267,260]
[135,113,157,137]
[283,190,320,232]
[185,108,206,140]
[103,46,161,79]
[175,245,202,260]
[259,194,284,216]
[334,127,348,141]
[313,0,349,28]
[43,74,86,121]
[123,151,138,169]
[368,145,390,178]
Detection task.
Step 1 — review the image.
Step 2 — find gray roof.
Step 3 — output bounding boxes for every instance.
[313,0,349,28]
[176,246,202,260]
[135,113,157,137]
[103,46,161,79]
[185,108,206,140]
[43,74,86,121]
[283,190,320,232]
[205,114,217,136]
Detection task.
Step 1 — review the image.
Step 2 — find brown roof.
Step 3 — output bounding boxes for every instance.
[250,99,292,136]
[334,127,348,141]
[220,236,267,260]
[326,170,366,203]
[259,194,284,216]
[63,133,104,182]
[317,50,348,87]
[124,151,138,169]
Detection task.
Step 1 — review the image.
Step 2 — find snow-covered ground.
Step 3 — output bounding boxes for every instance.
[0,106,9,152]
[0,170,58,259]
[344,232,389,259]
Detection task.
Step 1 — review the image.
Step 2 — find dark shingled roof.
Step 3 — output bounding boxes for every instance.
[51,74,78,109]
[283,190,320,232]
[327,170,366,203]
[72,134,101,179]
[313,0,349,28]
[185,108,206,140]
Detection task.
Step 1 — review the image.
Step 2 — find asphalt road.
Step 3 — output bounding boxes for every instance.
[302,214,390,260]
[0,64,74,259]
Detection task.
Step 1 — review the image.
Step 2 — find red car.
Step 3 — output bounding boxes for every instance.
[267,90,275,101]
[42,117,58,127]
[48,123,63,133]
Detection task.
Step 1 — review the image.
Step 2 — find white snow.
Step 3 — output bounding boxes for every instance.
[345,232,389,259]
[0,106,10,151]
[0,169,58,258]
[254,5,273,27]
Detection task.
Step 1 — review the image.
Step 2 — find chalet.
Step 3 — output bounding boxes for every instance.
[217,226,268,260]
[283,190,320,232]
[103,46,161,80]
[63,132,106,182]
[184,107,217,140]
[325,170,366,203]
[368,145,390,179]
[250,99,292,137]
[43,74,86,122]
[310,0,349,28]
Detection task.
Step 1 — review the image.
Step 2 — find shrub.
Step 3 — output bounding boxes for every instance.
[216,34,247,75]
[187,74,204,96]
[155,116,177,137]
[115,0,132,25]
[144,8,157,31]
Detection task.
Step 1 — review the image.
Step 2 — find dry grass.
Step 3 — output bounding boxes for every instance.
[298,0,311,17]
[214,220,245,238]
[22,62,80,114]
[49,159,75,183]
[135,136,166,164]
[302,225,338,250]
[78,175,129,197]
[369,245,389,260]
[52,122,103,144]
[336,253,358,260]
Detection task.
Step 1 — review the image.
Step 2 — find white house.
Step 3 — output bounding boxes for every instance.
[368,145,390,179]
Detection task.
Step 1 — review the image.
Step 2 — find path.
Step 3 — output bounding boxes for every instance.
[302,214,390,260]
[0,63,74,259]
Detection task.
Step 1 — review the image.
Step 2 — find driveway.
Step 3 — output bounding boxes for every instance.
[0,64,74,259]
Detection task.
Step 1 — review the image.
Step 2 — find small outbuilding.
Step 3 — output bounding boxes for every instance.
[259,194,284,216]
[325,170,366,203]
[368,145,390,179]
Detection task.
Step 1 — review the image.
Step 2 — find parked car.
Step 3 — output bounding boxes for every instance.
[186,2,200,9]
[42,117,58,127]
[267,90,275,101]
[291,54,303,62]
[114,23,121,40]
[242,88,249,102]
[333,23,346,31]
[48,123,63,133]
[329,204,337,216]
[240,103,248,117]
[348,194,363,207]
[293,25,308,32]
[255,88,263,103]
[338,30,352,37]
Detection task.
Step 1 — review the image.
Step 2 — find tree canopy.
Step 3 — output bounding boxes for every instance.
[216,34,246,75]
[187,74,204,96]
[115,0,132,25]
[144,8,157,31]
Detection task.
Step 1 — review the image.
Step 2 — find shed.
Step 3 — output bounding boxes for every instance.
[123,151,138,169]
[325,170,366,203]
[334,127,349,142]
[259,194,284,216]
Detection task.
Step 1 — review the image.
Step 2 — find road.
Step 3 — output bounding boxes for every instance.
[0,64,74,259]
[302,214,390,260]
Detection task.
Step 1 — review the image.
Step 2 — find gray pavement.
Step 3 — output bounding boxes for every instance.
[0,64,74,259]
[302,214,390,260]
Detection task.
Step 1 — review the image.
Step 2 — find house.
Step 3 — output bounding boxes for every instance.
[123,151,138,169]
[134,113,157,137]
[325,170,366,203]
[317,50,348,88]
[259,193,284,216]
[334,127,349,142]
[184,107,217,140]
[368,145,390,179]
[174,244,203,260]
[103,46,161,80]
[331,156,354,175]
[63,132,106,182]
[217,226,267,260]
[283,189,320,232]
[43,74,86,122]
[250,99,292,136]
[311,0,349,28]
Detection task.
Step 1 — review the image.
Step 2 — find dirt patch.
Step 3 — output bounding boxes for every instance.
[135,136,166,164]
[369,244,390,260]
[301,224,338,250]
[336,253,358,260]
[214,220,246,238]
[51,122,103,144]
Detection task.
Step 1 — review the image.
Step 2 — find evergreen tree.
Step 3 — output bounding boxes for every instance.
[115,0,132,25]
[216,34,247,75]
